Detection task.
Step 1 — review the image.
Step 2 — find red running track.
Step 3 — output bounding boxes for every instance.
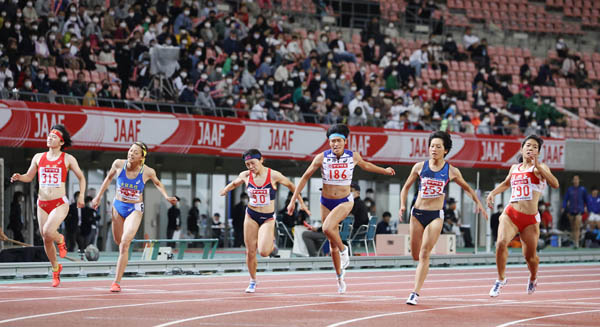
[0,264,599,326]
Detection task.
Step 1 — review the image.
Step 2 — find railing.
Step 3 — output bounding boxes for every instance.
[1,90,559,137]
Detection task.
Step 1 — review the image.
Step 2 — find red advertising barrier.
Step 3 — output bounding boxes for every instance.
[0,100,565,170]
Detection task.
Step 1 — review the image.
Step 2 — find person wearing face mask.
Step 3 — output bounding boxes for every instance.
[255,56,274,79]
[179,79,197,104]
[173,7,192,35]
[574,61,591,89]
[409,44,429,78]
[34,69,51,93]
[362,37,378,64]
[82,83,98,107]
[51,72,73,96]
[187,198,202,241]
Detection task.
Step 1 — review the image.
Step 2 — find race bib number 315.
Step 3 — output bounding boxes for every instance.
[40,167,61,187]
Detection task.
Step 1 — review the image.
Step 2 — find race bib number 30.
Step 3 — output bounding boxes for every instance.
[40,167,61,187]
[250,189,270,206]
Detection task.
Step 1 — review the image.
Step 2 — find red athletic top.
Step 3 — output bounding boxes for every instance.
[510,164,546,202]
[38,152,68,187]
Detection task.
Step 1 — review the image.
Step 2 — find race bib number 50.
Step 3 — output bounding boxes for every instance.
[40,167,62,187]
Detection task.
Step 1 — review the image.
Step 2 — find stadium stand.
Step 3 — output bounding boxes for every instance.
[0,0,598,139]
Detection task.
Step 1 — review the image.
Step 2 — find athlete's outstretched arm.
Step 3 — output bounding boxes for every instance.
[533,157,559,189]
[275,171,310,215]
[10,153,41,183]
[287,154,323,215]
[67,154,87,208]
[148,167,178,205]
[354,152,395,176]
[399,162,422,221]
[486,165,515,209]
[451,166,488,220]
[219,172,247,196]
[92,159,121,209]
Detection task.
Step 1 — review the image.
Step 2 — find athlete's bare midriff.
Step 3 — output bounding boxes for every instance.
[322,184,351,199]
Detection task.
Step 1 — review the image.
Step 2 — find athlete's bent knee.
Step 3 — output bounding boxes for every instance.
[258,249,270,257]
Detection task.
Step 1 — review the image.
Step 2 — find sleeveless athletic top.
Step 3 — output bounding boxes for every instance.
[510,164,546,202]
[38,152,68,188]
[419,160,450,199]
[247,168,277,207]
[116,164,146,202]
[321,149,354,186]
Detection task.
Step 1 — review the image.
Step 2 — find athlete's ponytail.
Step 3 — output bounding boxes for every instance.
[133,141,148,165]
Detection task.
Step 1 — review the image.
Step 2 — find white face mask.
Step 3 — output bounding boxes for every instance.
[350,86,357,91]
[374,112,381,118]
[181,72,188,78]
[89,87,96,92]
[25,81,32,88]
[267,81,274,86]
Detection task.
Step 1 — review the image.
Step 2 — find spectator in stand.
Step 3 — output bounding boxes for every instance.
[520,57,532,83]
[574,61,591,89]
[560,55,577,81]
[179,79,196,104]
[562,175,588,248]
[82,83,97,107]
[211,212,225,247]
[363,37,378,65]
[477,113,493,134]
[409,44,429,78]
[167,196,182,247]
[231,193,249,247]
[463,26,480,54]
[376,211,393,235]
[250,96,268,120]
[519,79,534,98]
[471,38,490,70]
[442,33,461,61]
[329,30,357,63]
[195,85,216,112]
[302,222,326,257]
[555,37,568,58]
[363,16,382,43]
[472,81,489,111]
[535,58,554,86]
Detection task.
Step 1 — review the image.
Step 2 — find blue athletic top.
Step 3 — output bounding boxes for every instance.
[247,168,277,207]
[418,161,450,199]
[116,164,145,202]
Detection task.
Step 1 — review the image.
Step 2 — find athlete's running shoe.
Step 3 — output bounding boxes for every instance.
[339,246,350,270]
[57,234,67,258]
[337,273,347,294]
[406,292,419,305]
[51,264,62,287]
[245,280,256,293]
[489,278,508,297]
[110,282,121,292]
[527,279,537,295]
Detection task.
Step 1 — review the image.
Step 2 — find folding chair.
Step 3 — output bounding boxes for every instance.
[351,216,378,256]
[339,216,354,255]
[276,220,294,248]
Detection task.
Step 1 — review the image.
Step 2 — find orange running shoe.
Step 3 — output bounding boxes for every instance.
[57,234,67,258]
[52,264,62,287]
[110,282,121,293]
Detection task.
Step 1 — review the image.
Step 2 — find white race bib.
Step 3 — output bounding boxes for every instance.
[510,179,533,202]
[249,189,270,207]
[420,177,445,198]
[39,167,62,187]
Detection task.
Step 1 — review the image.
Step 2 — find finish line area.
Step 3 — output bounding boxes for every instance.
[1,263,599,327]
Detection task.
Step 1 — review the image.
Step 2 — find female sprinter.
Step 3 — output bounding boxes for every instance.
[400,131,487,305]
[287,124,395,293]
[486,134,559,297]
[92,142,178,292]
[220,149,308,293]
[10,124,86,287]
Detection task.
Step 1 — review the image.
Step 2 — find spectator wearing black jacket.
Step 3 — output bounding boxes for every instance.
[187,198,201,240]
[350,183,369,238]
[231,193,248,247]
[8,192,25,243]
[376,211,393,235]
[167,196,182,246]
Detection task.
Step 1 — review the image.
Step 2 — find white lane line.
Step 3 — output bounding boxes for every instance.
[326,296,600,327]
[495,309,600,327]
[1,265,598,289]
[1,275,599,304]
